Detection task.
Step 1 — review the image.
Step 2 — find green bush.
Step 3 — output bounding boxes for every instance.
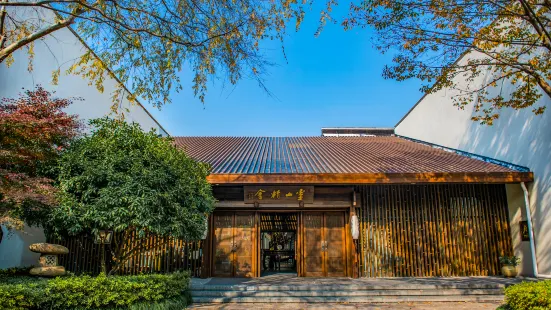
[0,278,48,310]
[0,266,34,277]
[0,271,190,310]
[502,280,551,310]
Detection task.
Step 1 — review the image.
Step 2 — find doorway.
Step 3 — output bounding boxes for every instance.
[210,210,348,278]
[259,213,298,276]
[302,212,347,277]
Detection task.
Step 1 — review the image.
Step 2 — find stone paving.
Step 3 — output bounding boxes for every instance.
[187,301,503,309]
[192,273,529,289]
[189,274,532,308]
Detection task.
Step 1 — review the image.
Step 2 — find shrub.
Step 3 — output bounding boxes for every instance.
[0,271,190,310]
[503,280,551,310]
[500,256,521,267]
[0,266,34,278]
[0,277,48,310]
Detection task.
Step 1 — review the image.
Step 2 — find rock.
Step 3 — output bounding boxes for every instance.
[29,266,66,277]
[29,243,69,255]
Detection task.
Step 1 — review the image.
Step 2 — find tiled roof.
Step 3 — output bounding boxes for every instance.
[173,136,515,174]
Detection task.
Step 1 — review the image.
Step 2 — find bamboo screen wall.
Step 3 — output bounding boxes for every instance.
[356,184,513,278]
[48,232,203,276]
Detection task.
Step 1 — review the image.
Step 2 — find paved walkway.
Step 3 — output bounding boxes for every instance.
[187,301,503,309]
[191,273,528,288]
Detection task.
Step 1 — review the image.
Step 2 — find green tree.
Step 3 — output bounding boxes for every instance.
[51,118,215,274]
[0,0,305,107]
[341,0,551,124]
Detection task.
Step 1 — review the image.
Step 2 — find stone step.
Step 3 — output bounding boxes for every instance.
[191,283,507,291]
[191,288,503,297]
[191,295,505,303]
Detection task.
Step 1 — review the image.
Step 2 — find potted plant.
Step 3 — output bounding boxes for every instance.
[499,256,521,277]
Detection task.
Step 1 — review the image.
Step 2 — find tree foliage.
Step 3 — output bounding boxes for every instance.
[51,118,215,273]
[342,0,551,124]
[0,87,81,230]
[0,0,306,108]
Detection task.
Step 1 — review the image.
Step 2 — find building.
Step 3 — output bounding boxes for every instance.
[321,127,395,137]
[0,14,166,268]
[173,136,531,278]
[395,51,551,278]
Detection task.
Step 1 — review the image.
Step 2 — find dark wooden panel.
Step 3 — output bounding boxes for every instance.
[213,186,244,201]
[213,213,233,277]
[325,212,346,277]
[244,186,314,204]
[207,172,533,184]
[234,213,255,277]
[303,212,324,277]
[356,184,513,278]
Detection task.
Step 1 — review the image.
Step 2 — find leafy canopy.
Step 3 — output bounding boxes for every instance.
[341,0,551,124]
[0,87,81,230]
[1,0,306,108]
[51,117,215,240]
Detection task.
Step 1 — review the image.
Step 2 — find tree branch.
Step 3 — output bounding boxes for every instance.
[518,0,551,51]
[0,13,78,63]
[0,0,7,50]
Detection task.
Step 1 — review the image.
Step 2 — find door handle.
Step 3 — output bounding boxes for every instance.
[321,241,328,252]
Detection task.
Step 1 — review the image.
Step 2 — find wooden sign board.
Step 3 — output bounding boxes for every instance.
[244,186,314,204]
[520,221,530,242]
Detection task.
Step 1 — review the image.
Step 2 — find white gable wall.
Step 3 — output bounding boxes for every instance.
[0,9,167,136]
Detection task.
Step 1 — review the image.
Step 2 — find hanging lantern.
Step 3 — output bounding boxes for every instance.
[201,215,209,240]
[351,214,359,240]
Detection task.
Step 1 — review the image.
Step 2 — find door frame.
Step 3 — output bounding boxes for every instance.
[207,209,352,278]
[299,211,349,277]
[256,210,300,278]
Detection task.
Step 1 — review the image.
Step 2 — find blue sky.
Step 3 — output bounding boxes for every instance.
[145,4,424,137]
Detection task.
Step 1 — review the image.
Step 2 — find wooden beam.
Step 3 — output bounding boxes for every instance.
[207,172,533,185]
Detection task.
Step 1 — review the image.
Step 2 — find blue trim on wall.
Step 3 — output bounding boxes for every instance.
[396,135,531,172]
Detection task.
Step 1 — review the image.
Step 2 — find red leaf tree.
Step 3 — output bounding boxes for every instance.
[0,87,82,230]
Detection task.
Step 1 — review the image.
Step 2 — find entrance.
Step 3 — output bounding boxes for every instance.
[259,213,298,276]
[302,212,347,277]
[210,210,348,278]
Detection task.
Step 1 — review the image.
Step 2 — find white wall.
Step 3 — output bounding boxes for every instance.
[396,51,551,276]
[0,225,43,268]
[0,8,168,269]
[0,9,167,136]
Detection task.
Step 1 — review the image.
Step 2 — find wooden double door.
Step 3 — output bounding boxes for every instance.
[211,211,347,277]
[302,212,347,277]
[212,212,255,277]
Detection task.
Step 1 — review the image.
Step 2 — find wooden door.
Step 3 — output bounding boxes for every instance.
[234,213,254,277]
[325,212,346,277]
[212,212,255,277]
[303,212,324,277]
[302,212,346,277]
[213,213,234,277]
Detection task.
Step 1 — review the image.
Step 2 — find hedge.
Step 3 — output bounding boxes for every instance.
[502,280,551,310]
[0,271,191,310]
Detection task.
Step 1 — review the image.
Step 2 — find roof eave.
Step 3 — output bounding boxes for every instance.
[207,172,534,185]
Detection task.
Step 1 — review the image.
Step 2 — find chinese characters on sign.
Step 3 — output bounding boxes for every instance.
[244,186,314,204]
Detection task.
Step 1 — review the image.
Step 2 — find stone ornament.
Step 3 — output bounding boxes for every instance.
[29,243,69,277]
[29,243,69,255]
